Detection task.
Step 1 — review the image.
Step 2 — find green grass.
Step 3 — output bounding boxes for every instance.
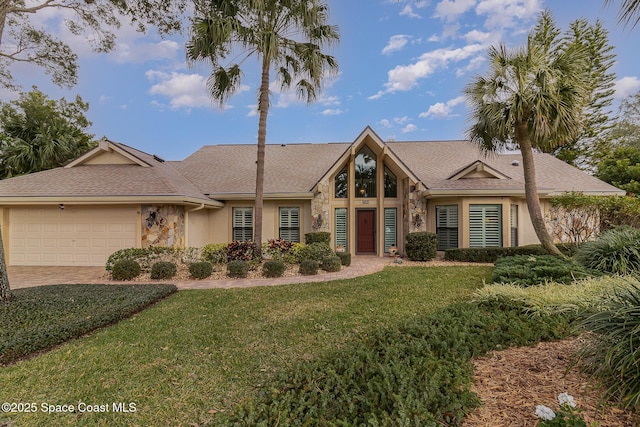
[0,266,491,426]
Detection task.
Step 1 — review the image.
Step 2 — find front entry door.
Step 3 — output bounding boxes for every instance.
[357,209,376,254]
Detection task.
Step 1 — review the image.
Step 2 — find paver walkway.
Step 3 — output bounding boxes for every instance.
[7,256,392,290]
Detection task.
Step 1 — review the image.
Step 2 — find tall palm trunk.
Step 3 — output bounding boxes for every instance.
[0,225,12,301]
[253,56,270,258]
[516,122,564,257]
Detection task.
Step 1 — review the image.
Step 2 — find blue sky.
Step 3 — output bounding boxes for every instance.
[7,0,640,160]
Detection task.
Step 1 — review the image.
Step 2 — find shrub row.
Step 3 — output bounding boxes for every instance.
[444,244,577,263]
[0,284,177,365]
[226,298,570,425]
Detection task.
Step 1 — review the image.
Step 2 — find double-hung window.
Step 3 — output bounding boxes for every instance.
[232,207,253,241]
[279,207,300,242]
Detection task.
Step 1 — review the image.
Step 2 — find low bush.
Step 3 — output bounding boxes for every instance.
[304,232,331,244]
[263,260,286,278]
[227,241,257,262]
[262,238,295,262]
[405,232,437,261]
[445,244,578,263]
[201,243,227,264]
[189,261,213,279]
[111,260,141,281]
[150,261,177,280]
[336,252,351,266]
[322,256,342,272]
[298,242,335,263]
[105,247,177,272]
[492,255,596,287]
[575,227,640,275]
[227,298,570,425]
[579,279,640,411]
[0,284,177,365]
[227,260,250,278]
[282,242,306,264]
[299,260,319,276]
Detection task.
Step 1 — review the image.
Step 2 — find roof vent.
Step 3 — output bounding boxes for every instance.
[281,144,286,147]
[511,160,520,166]
[153,154,165,163]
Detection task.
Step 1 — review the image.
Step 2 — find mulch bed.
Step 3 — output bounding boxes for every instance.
[463,337,638,426]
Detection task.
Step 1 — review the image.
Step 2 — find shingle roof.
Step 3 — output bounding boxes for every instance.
[175,143,350,194]
[0,141,214,203]
[0,134,623,201]
[387,141,623,194]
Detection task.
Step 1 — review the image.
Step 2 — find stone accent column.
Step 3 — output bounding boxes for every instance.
[311,181,330,232]
[141,205,185,248]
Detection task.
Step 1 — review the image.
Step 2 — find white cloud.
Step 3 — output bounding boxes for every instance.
[614,76,640,99]
[475,0,541,30]
[455,55,486,76]
[462,29,496,44]
[435,0,476,22]
[382,35,410,55]
[146,70,213,110]
[110,40,180,64]
[394,116,410,124]
[419,95,466,119]
[402,124,418,133]
[379,119,393,128]
[321,108,344,116]
[398,0,429,18]
[370,44,486,98]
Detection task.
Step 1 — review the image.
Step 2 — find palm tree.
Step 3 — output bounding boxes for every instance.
[605,0,640,28]
[186,0,339,256]
[465,11,589,257]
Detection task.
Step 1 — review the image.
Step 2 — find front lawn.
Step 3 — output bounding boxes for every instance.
[0,266,491,426]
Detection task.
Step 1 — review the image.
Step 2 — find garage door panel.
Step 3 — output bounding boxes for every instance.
[9,207,138,266]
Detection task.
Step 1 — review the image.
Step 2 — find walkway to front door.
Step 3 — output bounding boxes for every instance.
[357,209,376,254]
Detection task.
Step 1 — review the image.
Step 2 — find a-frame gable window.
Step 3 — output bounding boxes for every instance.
[335,166,348,198]
[232,207,253,241]
[355,146,376,198]
[384,165,397,198]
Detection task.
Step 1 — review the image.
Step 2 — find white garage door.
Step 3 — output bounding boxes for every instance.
[9,207,138,266]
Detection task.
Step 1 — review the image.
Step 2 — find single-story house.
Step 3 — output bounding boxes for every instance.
[0,126,624,266]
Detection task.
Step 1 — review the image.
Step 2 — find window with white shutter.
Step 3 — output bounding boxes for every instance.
[335,208,348,250]
[384,208,397,252]
[510,204,518,247]
[279,207,300,242]
[469,204,502,248]
[232,207,253,241]
[436,205,458,250]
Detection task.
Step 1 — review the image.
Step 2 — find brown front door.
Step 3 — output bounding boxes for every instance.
[357,209,376,254]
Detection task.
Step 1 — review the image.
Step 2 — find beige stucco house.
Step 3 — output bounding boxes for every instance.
[0,126,624,266]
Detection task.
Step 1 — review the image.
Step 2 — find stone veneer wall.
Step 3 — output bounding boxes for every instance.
[408,185,427,233]
[141,205,185,248]
[311,180,331,232]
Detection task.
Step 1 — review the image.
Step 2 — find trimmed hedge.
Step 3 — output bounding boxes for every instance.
[304,232,331,244]
[322,256,342,272]
[227,260,250,278]
[0,284,177,365]
[492,255,596,287]
[299,260,319,276]
[336,252,351,266]
[263,260,286,278]
[111,259,141,281]
[189,261,213,279]
[298,242,335,263]
[150,261,177,280]
[445,244,578,263]
[405,232,437,261]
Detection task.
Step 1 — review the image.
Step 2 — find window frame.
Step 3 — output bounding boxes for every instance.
[232,207,253,242]
[436,205,459,250]
[279,207,301,243]
[469,204,503,248]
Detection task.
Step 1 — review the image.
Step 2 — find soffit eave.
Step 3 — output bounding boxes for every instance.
[0,195,224,208]
[207,192,314,201]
